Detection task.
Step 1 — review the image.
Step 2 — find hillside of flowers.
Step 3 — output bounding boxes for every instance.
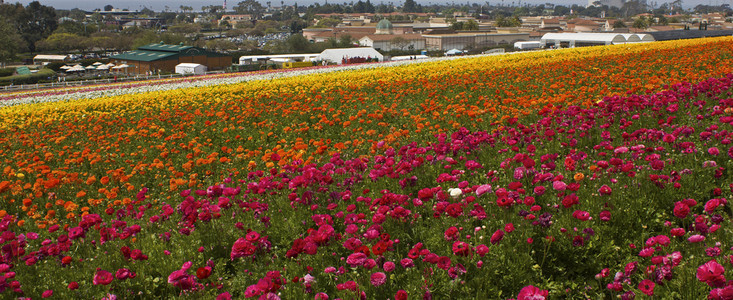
[0,37,731,299]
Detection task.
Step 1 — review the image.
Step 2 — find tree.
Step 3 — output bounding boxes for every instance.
[205,39,237,51]
[403,0,418,13]
[235,0,265,18]
[390,36,409,50]
[315,17,341,27]
[495,15,521,27]
[180,5,193,13]
[17,1,58,53]
[633,16,650,29]
[139,7,155,17]
[0,22,25,66]
[553,5,570,16]
[464,19,479,30]
[613,19,627,28]
[104,5,114,11]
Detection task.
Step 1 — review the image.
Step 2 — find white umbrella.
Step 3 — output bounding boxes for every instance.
[85,65,97,70]
[96,65,110,70]
[66,66,85,72]
[73,64,83,68]
[92,62,103,66]
[112,64,129,70]
[59,65,71,70]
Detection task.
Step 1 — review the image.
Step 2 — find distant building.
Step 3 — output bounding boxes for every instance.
[375,19,394,35]
[422,32,529,51]
[110,42,231,75]
[359,34,425,51]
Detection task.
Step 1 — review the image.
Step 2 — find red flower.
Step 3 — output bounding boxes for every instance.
[197,266,212,280]
[638,279,655,296]
[395,290,408,300]
[490,229,504,245]
[372,241,388,256]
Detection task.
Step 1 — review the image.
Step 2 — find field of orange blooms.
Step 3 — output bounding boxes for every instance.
[0,37,731,299]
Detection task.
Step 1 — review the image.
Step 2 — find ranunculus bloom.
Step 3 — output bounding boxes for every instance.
[383,261,395,272]
[346,252,367,267]
[697,259,727,287]
[638,279,655,296]
[517,285,549,300]
[42,290,53,298]
[93,269,114,285]
[598,185,612,195]
[688,235,706,243]
[370,272,386,286]
[490,229,504,245]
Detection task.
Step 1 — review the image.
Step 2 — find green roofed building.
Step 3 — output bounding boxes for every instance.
[110,42,231,75]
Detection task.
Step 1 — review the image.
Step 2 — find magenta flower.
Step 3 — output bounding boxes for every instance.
[400,258,414,268]
[517,285,548,300]
[370,272,386,286]
[93,269,114,285]
[476,184,492,196]
[42,289,53,298]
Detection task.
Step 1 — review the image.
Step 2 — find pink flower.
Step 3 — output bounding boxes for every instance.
[370,272,386,286]
[346,252,367,267]
[688,235,706,243]
[708,147,720,155]
[475,244,489,257]
[552,181,567,191]
[673,202,690,219]
[476,184,492,196]
[383,261,395,272]
[314,292,329,300]
[709,286,733,300]
[217,292,232,300]
[395,290,408,300]
[517,285,548,300]
[697,260,727,287]
[93,269,114,285]
[400,258,414,268]
[42,290,53,298]
[598,185,612,196]
[638,279,655,296]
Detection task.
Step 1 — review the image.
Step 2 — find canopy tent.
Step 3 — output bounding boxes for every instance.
[175,63,207,75]
[66,66,86,72]
[315,47,383,65]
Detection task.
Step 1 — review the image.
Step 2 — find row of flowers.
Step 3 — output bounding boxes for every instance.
[0,71,731,298]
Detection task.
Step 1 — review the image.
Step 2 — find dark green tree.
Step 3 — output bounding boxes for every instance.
[17,1,58,53]
[403,0,418,12]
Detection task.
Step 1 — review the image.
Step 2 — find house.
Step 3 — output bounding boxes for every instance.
[422,32,529,51]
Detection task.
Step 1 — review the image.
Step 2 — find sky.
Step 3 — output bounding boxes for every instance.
[4,0,729,11]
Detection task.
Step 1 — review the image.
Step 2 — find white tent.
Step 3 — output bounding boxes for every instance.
[541,33,628,47]
[315,47,383,65]
[635,34,655,43]
[66,66,86,72]
[96,65,110,70]
[111,64,129,70]
[621,34,641,43]
[175,63,207,75]
[92,62,103,66]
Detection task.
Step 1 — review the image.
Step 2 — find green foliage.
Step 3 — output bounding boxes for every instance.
[0,68,55,85]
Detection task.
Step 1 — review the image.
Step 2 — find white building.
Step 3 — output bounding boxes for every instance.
[175,63,207,75]
[315,47,384,65]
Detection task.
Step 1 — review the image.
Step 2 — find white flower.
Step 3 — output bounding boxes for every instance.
[448,188,462,198]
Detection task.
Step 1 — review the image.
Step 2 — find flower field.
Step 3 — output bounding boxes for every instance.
[0,37,732,299]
